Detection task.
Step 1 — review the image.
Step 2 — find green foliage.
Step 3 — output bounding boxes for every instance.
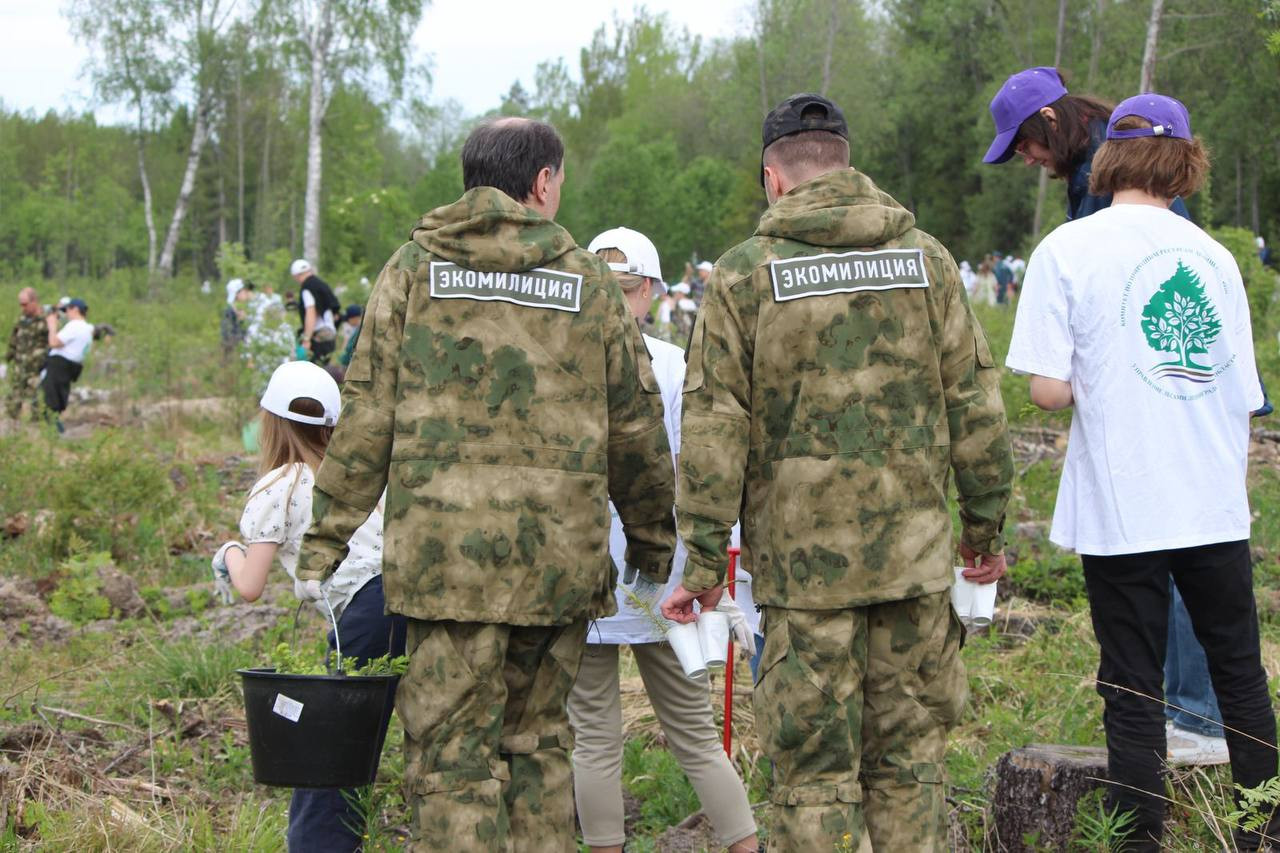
[267,641,409,677]
[128,636,254,702]
[1229,775,1280,834]
[1008,550,1087,607]
[47,550,114,624]
[621,736,701,835]
[1070,789,1138,851]
[1210,226,1277,334]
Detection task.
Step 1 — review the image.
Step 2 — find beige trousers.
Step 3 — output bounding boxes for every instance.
[567,642,758,848]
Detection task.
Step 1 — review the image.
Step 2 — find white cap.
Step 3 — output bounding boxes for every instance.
[587,227,667,294]
[260,361,341,427]
[670,281,691,295]
[290,258,313,277]
[696,261,713,272]
[677,297,698,312]
[226,278,246,305]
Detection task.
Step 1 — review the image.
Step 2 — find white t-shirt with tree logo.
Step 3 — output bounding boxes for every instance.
[1007,204,1262,556]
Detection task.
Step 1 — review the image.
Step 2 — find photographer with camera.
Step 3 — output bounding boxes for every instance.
[40,298,94,433]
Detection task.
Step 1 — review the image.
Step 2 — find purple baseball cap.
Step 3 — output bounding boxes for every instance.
[983,67,1068,164]
[1106,93,1192,140]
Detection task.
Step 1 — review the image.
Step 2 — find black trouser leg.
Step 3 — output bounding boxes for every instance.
[1171,540,1279,848]
[1082,551,1171,852]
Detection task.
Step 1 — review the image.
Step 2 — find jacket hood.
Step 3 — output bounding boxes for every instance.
[756,168,916,248]
[411,187,577,271]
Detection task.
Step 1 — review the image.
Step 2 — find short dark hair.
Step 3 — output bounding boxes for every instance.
[1014,90,1114,178]
[762,129,849,178]
[461,118,564,201]
[1089,116,1210,199]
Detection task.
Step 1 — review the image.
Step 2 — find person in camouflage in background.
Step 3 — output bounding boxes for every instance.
[297,117,676,852]
[661,94,1015,852]
[6,288,46,420]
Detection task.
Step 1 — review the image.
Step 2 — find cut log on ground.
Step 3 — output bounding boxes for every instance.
[990,743,1109,851]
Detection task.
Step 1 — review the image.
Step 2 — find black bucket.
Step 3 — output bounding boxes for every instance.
[238,667,397,788]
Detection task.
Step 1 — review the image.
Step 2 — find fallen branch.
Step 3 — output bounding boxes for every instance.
[38,705,142,736]
[102,744,145,775]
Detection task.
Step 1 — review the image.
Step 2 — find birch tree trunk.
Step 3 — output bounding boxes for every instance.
[1032,0,1069,240]
[302,16,329,265]
[136,127,157,276]
[1139,0,1165,92]
[1087,0,1107,89]
[157,98,210,275]
[1251,159,1261,236]
[820,0,838,96]
[255,77,275,258]
[755,0,769,115]
[236,65,245,246]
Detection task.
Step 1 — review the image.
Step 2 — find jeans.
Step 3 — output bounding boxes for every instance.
[286,576,407,853]
[748,632,766,682]
[1082,541,1277,851]
[1164,581,1225,737]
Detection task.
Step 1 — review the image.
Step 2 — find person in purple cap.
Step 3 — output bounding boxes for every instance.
[983,66,1189,221]
[1006,94,1279,851]
[989,66,1246,775]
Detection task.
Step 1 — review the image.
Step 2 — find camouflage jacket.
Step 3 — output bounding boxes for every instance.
[7,314,47,376]
[677,168,1014,608]
[296,187,676,625]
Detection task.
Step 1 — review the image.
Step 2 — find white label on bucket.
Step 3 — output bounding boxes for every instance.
[272,693,304,723]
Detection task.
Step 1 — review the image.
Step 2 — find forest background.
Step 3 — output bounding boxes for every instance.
[4,0,1280,296]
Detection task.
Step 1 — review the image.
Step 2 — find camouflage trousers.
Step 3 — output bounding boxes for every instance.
[754,590,967,852]
[6,368,38,419]
[397,618,587,852]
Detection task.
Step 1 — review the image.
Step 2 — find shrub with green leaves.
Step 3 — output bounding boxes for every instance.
[47,550,114,624]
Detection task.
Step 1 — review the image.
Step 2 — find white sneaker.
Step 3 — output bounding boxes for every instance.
[1166,720,1231,766]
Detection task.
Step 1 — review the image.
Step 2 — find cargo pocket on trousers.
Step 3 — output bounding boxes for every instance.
[919,598,968,729]
[397,623,481,743]
[753,613,845,766]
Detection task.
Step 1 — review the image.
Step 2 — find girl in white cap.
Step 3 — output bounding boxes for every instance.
[211,360,405,851]
[568,227,759,853]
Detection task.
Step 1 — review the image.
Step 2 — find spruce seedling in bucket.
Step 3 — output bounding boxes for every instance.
[238,593,404,788]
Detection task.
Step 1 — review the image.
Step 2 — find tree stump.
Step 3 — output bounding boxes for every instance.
[990,743,1109,851]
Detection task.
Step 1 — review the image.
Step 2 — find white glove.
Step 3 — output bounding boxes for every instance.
[298,579,326,603]
[716,593,756,657]
[210,541,244,605]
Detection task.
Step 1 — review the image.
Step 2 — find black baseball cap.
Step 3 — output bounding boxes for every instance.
[760,93,849,185]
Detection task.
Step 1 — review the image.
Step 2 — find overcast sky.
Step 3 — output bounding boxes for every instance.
[0,0,751,123]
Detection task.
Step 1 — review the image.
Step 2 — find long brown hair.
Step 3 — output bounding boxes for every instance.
[250,397,334,501]
[1016,89,1114,178]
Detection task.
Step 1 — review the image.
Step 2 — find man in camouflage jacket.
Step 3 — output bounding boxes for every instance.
[297,117,676,852]
[6,288,46,420]
[662,94,1014,852]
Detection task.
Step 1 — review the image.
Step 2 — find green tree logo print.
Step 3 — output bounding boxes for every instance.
[1140,261,1221,379]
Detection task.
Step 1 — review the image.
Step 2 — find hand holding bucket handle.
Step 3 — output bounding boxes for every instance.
[295,581,343,672]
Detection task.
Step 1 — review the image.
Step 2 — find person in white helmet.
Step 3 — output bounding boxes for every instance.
[288,259,342,365]
[567,226,760,853]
